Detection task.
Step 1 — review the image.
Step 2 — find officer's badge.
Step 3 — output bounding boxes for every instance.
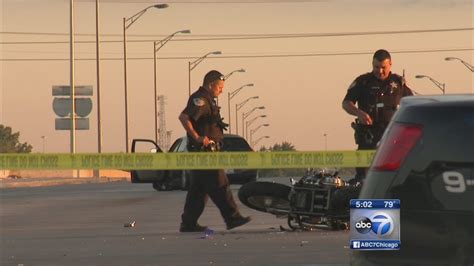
[390,81,398,90]
[193,97,205,107]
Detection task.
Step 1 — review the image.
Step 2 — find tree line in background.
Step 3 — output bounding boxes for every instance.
[256,141,356,178]
[0,125,32,153]
[257,141,306,178]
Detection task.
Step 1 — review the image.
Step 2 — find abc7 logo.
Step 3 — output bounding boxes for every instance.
[354,212,395,237]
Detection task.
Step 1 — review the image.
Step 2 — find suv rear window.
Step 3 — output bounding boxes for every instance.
[223,137,252,151]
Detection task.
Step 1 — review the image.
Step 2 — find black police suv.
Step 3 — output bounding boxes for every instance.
[130,134,258,191]
[351,94,474,265]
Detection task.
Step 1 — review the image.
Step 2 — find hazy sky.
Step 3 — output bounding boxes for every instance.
[1,0,473,153]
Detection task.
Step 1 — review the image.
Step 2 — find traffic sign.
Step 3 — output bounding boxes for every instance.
[52,85,93,96]
[55,118,90,130]
[52,98,93,117]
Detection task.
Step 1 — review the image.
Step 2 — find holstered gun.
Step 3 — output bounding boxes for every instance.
[351,121,375,146]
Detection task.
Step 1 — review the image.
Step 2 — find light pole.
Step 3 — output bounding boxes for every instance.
[188,51,222,96]
[415,75,446,94]
[246,114,266,140]
[250,123,269,145]
[70,0,76,153]
[445,57,474,72]
[95,0,102,153]
[224,68,245,80]
[242,106,265,138]
[41,136,46,153]
[227,83,254,134]
[215,68,245,106]
[153,29,190,144]
[323,133,327,152]
[123,3,168,153]
[235,96,259,136]
[252,135,270,149]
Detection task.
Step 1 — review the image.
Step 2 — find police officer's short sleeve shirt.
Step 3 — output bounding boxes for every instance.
[344,73,413,110]
[344,74,370,110]
[181,87,224,142]
[182,91,210,123]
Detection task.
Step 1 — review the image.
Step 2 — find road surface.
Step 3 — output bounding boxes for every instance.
[1,180,351,265]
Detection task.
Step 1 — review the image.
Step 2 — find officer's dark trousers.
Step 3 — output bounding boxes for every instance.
[355,144,375,180]
[181,169,240,226]
[354,126,385,180]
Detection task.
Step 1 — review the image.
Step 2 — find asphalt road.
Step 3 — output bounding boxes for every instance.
[1,180,351,266]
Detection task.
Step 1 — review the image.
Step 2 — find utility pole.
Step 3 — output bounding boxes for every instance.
[157,95,167,149]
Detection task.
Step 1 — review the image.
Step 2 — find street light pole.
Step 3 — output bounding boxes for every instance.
[95,0,102,153]
[252,135,269,149]
[246,114,266,140]
[153,29,190,144]
[445,57,474,72]
[227,83,254,134]
[188,51,222,96]
[323,133,327,152]
[235,96,259,136]
[224,68,245,80]
[216,68,245,107]
[41,136,46,153]
[123,3,168,153]
[242,106,265,138]
[70,0,76,154]
[415,74,446,94]
[249,123,269,145]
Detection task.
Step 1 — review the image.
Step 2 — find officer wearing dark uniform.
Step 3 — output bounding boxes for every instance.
[178,70,251,232]
[343,49,413,181]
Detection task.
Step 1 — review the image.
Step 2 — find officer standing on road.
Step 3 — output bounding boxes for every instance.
[342,49,413,182]
[178,70,251,232]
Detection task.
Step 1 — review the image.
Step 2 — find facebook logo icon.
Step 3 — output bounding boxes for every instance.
[353,241,360,249]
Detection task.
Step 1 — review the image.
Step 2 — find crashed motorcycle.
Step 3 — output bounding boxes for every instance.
[238,169,361,231]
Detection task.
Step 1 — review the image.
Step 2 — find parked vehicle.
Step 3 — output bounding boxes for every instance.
[352,94,474,265]
[238,94,474,265]
[130,134,258,191]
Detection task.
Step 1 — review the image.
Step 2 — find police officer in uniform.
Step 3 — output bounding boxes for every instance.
[342,49,413,182]
[178,70,251,232]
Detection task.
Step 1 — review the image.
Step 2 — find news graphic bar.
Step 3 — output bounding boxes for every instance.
[350,199,401,251]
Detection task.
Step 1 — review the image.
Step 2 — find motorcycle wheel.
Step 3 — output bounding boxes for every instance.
[238,182,291,213]
[288,215,301,230]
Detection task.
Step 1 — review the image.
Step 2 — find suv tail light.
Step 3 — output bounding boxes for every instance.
[371,122,423,171]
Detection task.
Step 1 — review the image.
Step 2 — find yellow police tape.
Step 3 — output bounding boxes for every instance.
[0,150,376,170]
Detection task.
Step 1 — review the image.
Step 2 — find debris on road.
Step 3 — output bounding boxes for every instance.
[300,240,309,247]
[199,228,215,239]
[124,221,136,228]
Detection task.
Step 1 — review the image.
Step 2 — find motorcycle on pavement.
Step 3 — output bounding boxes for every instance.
[238,169,361,230]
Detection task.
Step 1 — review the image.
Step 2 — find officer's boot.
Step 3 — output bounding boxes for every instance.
[208,186,251,230]
[180,189,208,232]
